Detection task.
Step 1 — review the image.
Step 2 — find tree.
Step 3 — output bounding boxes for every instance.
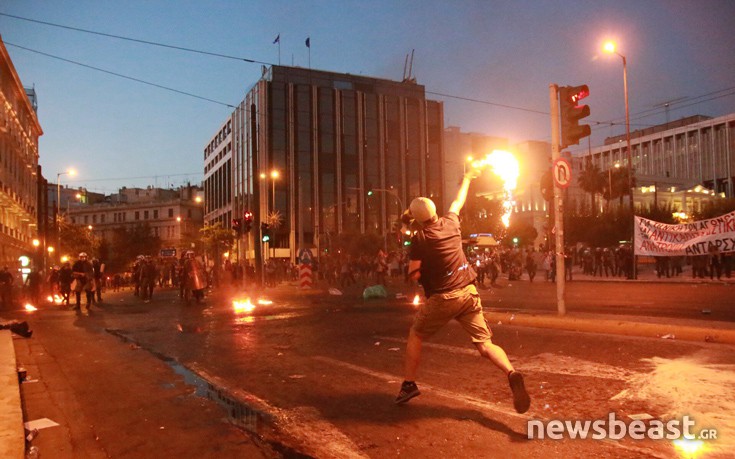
[108,223,162,272]
[461,193,505,239]
[577,162,605,217]
[58,220,101,260]
[199,223,234,283]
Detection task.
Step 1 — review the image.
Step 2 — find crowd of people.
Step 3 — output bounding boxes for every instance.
[2,241,732,312]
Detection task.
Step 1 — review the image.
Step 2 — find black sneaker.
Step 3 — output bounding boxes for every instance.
[508,371,530,414]
[395,381,421,404]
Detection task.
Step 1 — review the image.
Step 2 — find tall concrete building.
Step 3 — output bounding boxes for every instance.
[571,113,735,210]
[204,65,445,266]
[0,37,43,267]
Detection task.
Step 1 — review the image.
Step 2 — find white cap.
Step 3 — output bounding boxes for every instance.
[79,252,88,258]
[409,197,437,224]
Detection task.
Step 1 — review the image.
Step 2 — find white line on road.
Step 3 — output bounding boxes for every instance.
[373,335,634,380]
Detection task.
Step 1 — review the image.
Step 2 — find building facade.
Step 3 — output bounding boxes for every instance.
[66,185,203,260]
[205,65,445,265]
[0,37,43,267]
[571,113,735,210]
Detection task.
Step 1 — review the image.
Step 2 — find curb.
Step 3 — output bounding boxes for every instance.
[0,329,24,459]
[485,311,735,345]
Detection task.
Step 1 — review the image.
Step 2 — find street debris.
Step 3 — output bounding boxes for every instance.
[328,288,343,296]
[510,314,515,321]
[363,284,388,299]
[395,293,406,299]
[704,335,718,343]
[288,374,306,379]
[388,347,400,352]
[660,334,676,340]
[701,309,712,315]
[628,413,654,421]
[129,343,140,349]
[374,341,381,346]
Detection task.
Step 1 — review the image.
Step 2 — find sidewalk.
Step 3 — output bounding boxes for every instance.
[2,298,275,459]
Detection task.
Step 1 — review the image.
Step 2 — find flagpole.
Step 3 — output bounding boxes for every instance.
[306,37,311,69]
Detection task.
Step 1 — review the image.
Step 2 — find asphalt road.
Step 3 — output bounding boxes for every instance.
[68,284,735,459]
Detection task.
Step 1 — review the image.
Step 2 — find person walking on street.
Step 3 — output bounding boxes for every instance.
[72,252,95,315]
[395,164,531,414]
[58,262,73,306]
[92,258,105,303]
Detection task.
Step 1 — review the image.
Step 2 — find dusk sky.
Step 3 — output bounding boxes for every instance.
[2,0,734,193]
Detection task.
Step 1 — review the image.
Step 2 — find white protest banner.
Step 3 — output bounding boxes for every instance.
[634,210,735,256]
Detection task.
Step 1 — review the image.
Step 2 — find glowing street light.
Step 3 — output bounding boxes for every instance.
[603,40,635,278]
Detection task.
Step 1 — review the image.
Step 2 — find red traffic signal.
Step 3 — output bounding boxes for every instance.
[559,85,591,148]
[243,211,253,233]
[232,218,242,236]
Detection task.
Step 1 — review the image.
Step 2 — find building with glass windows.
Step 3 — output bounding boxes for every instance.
[204,65,445,267]
[570,113,735,212]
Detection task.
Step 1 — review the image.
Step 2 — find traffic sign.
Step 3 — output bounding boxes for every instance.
[298,248,313,265]
[552,158,572,188]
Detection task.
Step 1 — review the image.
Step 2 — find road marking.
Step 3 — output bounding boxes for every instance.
[373,335,634,380]
[311,355,529,420]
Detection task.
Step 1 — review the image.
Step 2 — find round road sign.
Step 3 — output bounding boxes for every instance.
[552,158,572,188]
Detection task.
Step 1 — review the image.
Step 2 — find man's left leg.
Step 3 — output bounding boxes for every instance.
[396,328,423,404]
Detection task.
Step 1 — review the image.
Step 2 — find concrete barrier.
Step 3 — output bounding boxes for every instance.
[0,329,24,458]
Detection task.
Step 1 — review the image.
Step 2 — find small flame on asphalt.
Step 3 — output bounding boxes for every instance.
[233,298,255,314]
[24,303,37,312]
[412,295,420,306]
[673,438,705,457]
[256,299,273,305]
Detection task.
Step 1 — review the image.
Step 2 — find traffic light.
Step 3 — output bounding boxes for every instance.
[261,222,270,242]
[232,218,242,236]
[243,211,253,233]
[559,85,591,148]
[367,190,374,196]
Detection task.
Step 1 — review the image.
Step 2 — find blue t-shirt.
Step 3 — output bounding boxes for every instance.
[410,212,476,297]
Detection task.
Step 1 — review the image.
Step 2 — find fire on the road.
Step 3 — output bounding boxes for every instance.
[232,298,256,314]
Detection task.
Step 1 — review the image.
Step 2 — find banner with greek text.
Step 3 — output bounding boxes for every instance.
[634,210,735,256]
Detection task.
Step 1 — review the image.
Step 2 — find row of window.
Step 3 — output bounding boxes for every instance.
[72,208,192,225]
[204,120,233,160]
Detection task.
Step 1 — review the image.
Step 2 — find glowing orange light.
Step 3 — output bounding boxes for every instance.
[412,295,420,306]
[256,299,273,305]
[24,304,37,311]
[673,438,705,457]
[472,150,519,228]
[233,298,255,314]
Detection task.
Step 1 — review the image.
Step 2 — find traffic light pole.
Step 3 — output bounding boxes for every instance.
[549,83,566,316]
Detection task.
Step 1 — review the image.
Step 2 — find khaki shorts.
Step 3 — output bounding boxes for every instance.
[411,284,492,343]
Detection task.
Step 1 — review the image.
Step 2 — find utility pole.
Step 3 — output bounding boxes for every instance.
[549,84,566,316]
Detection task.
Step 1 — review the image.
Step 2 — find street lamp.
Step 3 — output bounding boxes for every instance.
[604,40,635,278]
[608,162,620,203]
[270,170,279,211]
[56,168,76,260]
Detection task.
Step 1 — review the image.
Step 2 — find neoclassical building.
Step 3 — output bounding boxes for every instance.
[0,37,43,268]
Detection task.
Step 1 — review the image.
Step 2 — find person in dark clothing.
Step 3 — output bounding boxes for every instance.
[58,262,73,306]
[395,164,530,414]
[92,258,105,303]
[71,252,95,315]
